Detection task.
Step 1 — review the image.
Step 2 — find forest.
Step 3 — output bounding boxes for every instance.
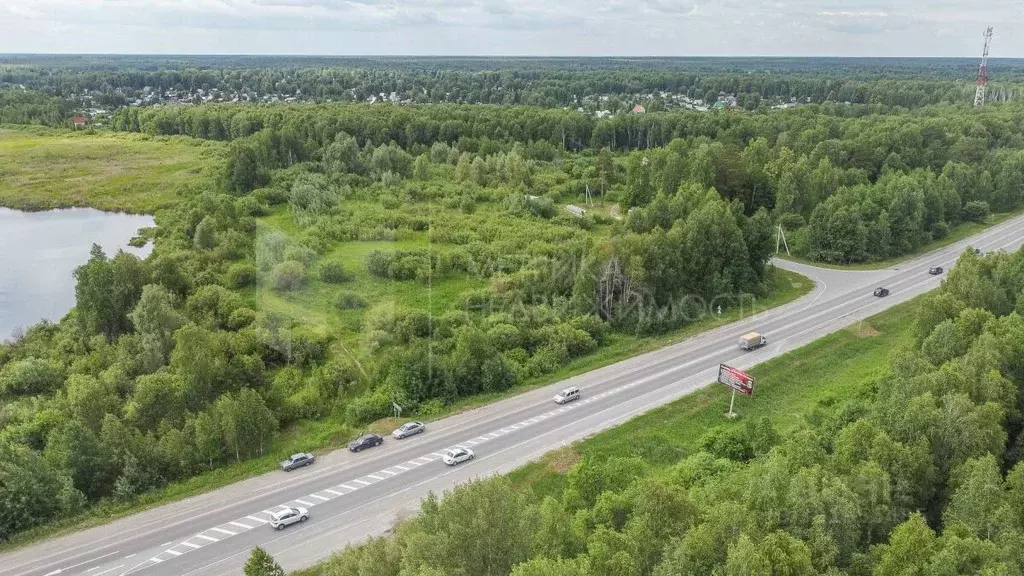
[4,59,1024,556]
[302,248,1024,576]
[3,55,1024,114]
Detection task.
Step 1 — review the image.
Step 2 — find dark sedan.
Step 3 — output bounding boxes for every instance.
[928,266,943,275]
[348,433,383,452]
[873,287,889,297]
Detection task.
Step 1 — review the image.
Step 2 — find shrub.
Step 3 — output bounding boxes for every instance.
[226,307,257,330]
[270,261,307,292]
[319,260,350,283]
[335,291,368,310]
[284,245,318,267]
[225,262,260,288]
[0,357,64,395]
[963,200,990,223]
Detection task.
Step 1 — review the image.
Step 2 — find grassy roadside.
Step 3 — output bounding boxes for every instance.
[776,209,1024,271]
[508,298,917,499]
[0,125,223,213]
[0,268,812,553]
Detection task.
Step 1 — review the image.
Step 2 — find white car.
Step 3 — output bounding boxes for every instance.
[269,506,308,530]
[442,447,474,466]
[553,386,580,404]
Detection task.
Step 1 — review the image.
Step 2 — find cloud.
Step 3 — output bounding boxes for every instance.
[0,0,1023,56]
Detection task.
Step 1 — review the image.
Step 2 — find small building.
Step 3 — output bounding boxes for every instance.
[632,104,646,114]
[565,204,586,217]
[72,114,86,129]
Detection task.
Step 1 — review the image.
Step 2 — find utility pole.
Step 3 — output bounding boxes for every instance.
[775,224,791,256]
[974,27,994,107]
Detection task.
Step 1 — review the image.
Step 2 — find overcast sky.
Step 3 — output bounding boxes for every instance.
[0,0,1021,57]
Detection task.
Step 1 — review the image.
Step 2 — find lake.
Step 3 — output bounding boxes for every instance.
[0,207,154,340]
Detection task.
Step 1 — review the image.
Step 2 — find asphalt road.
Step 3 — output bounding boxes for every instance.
[5,214,1024,576]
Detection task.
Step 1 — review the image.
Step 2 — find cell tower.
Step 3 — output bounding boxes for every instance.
[974,27,993,107]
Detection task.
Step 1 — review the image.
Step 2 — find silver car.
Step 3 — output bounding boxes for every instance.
[392,421,426,439]
[269,506,309,530]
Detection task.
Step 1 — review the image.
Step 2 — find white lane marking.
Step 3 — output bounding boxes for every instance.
[406,460,422,466]
[323,488,344,496]
[123,554,135,559]
[180,541,201,549]
[93,565,125,576]
[464,439,479,445]
[165,550,182,557]
[160,541,172,547]
[261,509,279,518]
[87,567,100,573]
[379,469,397,476]
[366,474,384,481]
[246,515,269,524]
[431,452,448,458]
[310,493,330,501]
[195,533,219,543]
[229,521,253,529]
[487,432,500,438]
[294,499,315,506]
[210,527,236,536]
[339,483,359,490]
[352,479,370,486]
[149,557,163,564]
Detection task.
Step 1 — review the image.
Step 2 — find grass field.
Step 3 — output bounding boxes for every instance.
[0,126,223,213]
[508,298,918,498]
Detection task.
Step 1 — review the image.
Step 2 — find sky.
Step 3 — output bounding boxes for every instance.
[0,0,1021,57]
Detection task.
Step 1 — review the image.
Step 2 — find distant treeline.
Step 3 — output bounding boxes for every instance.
[2,55,1024,112]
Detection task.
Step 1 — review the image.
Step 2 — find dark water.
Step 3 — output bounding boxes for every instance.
[0,207,154,340]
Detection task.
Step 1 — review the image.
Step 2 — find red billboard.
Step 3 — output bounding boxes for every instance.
[718,364,755,396]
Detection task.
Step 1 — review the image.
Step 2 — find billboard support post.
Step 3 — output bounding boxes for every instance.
[726,389,738,419]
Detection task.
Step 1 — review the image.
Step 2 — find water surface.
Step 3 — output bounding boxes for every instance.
[0,207,154,339]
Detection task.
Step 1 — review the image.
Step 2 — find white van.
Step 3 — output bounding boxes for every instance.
[553,386,581,404]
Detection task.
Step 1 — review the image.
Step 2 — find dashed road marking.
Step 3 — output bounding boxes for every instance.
[310,493,330,501]
[195,533,219,543]
[294,499,314,506]
[379,469,397,476]
[366,474,384,481]
[149,557,163,564]
[229,521,253,530]
[180,541,201,549]
[339,483,358,491]
[166,549,182,557]
[352,479,370,486]
[246,515,269,524]
[393,465,409,471]
[323,488,343,496]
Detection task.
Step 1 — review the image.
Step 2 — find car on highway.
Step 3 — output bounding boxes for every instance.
[392,421,426,439]
[442,447,474,466]
[974,248,983,255]
[269,506,308,530]
[553,386,581,404]
[348,433,383,452]
[873,287,890,297]
[928,266,943,275]
[280,452,315,471]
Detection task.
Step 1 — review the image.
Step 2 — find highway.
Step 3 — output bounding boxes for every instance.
[4,213,1024,576]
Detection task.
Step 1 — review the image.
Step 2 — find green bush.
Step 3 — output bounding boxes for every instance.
[225,262,260,288]
[318,260,350,283]
[964,200,990,223]
[335,290,368,310]
[270,260,307,292]
[284,245,318,268]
